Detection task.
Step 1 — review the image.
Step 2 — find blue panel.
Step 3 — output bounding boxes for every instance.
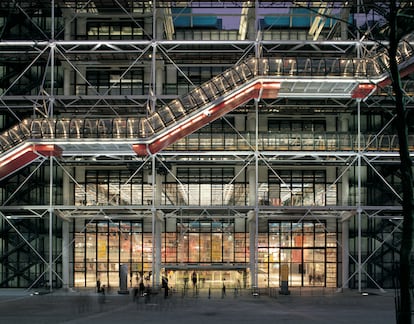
[262,16,290,28]
[193,16,218,28]
[324,18,334,27]
[290,8,312,28]
[172,7,191,28]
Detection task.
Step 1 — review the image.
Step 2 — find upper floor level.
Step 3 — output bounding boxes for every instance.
[0,1,385,42]
[0,2,411,125]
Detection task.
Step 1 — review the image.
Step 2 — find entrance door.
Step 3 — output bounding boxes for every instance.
[163,269,247,290]
[278,248,326,287]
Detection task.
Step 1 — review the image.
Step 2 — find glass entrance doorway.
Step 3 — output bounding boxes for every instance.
[163,269,248,290]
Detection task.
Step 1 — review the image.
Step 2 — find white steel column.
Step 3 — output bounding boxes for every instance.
[150,29,157,114]
[62,220,70,289]
[341,113,350,289]
[154,163,163,288]
[246,109,258,278]
[340,6,350,40]
[48,156,54,292]
[154,6,164,98]
[247,210,256,288]
[357,99,362,292]
[341,169,350,206]
[155,2,163,40]
[61,168,72,289]
[154,211,163,288]
[156,63,164,96]
[155,173,163,206]
[48,2,56,292]
[253,97,259,291]
[234,115,245,132]
[248,166,256,206]
[246,1,256,40]
[341,217,350,289]
[151,154,156,288]
[63,63,71,96]
[247,162,256,288]
[341,170,350,289]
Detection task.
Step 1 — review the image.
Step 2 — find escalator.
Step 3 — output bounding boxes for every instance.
[0,144,62,181]
[0,34,413,179]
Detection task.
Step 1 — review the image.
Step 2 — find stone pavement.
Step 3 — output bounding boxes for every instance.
[0,287,398,324]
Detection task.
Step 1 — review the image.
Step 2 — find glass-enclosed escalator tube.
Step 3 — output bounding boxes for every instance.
[69,119,84,139]
[157,106,176,127]
[147,113,166,133]
[55,119,70,139]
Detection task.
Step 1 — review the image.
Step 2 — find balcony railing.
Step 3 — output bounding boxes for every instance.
[167,132,409,152]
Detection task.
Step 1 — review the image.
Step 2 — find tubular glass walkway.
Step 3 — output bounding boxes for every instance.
[0,35,413,179]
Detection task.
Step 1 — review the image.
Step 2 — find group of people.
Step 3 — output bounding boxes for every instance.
[97,271,234,300]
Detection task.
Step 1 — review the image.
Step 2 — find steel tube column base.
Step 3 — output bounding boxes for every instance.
[279,281,290,295]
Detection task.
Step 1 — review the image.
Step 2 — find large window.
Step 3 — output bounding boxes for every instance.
[172,167,236,205]
[87,21,146,40]
[0,64,63,96]
[268,170,334,206]
[166,66,227,95]
[258,221,337,288]
[75,170,149,206]
[72,220,147,288]
[162,220,249,264]
[268,119,326,132]
[80,69,145,95]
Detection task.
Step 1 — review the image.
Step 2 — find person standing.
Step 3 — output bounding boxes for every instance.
[162,274,169,298]
[191,271,197,288]
[183,271,189,289]
[96,278,101,293]
[139,278,145,296]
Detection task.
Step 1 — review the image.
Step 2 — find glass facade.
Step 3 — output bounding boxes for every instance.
[163,220,243,264]
[0,1,408,293]
[72,218,337,289]
[83,69,145,95]
[268,170,334,206]
[260,221,337,288]
[73,220,145,288]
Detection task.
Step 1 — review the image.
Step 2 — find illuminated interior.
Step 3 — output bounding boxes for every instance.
[73,219,336,288]
[0,1,411,294]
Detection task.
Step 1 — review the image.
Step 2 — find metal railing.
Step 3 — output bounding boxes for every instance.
[167,132,408,152]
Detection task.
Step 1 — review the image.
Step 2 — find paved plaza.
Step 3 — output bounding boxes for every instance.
[0,287,398,324]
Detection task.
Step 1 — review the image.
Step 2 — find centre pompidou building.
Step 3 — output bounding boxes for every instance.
[0,1,412,293]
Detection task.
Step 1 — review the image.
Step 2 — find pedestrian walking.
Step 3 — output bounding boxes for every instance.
[191,271,197,288]
[162,275,169,298]
[139,278,145,296]
[96,278,101,293]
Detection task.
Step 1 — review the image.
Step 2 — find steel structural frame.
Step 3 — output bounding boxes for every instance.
[0,0,410,292]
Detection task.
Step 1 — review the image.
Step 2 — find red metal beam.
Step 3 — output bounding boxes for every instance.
[133,81,280,156]
[0,144,62,180]
[351,83,376,99]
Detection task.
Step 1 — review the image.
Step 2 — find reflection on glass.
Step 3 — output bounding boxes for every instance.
[200,233,211,262]
[263,221,336,288]
[189,233,199,262]
[73,220,145,288]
